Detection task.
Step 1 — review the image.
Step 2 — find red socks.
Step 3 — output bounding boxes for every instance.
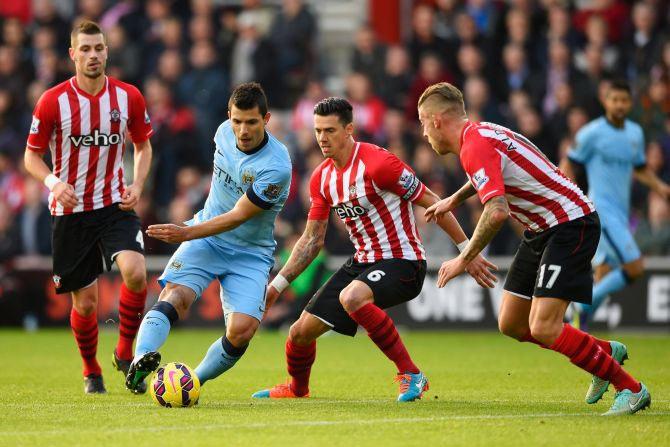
[549,323,640,392]
[286,340,316,397]
[116,284,147,360]
[349,303,419,374]
[70,308,101,377]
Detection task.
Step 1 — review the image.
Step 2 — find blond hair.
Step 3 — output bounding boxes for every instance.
[70,20,105,48]
[418,82,466,117]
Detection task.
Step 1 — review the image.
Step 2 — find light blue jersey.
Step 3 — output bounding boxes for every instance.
[159,120,292,321]
[568,117,645,265]
[568,117,645,223]
[189,120,292,257]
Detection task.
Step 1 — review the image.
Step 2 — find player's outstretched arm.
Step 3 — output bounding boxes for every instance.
[147,193,264,243]
[634,166,670,200]
[436,195,509,288]
[120,139,153,211]
[24,148,78,208]
[424,181,476,222]
[265,219,328,309]
[418,188,498,288]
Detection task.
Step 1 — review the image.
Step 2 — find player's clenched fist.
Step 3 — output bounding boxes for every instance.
[119,184,142,210]
[52,181,78,208]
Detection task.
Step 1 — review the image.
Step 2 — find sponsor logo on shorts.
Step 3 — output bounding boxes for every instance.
[52,275,61,287]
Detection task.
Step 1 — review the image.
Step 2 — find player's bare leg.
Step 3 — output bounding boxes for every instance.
[497,292,543,345]
[340,280,428,402]
[194,312,260,386]
[71,281,105,393]
[252,311,330,398]
[112,251,149,393]
[126,283,195,392]
[531,297,650,415]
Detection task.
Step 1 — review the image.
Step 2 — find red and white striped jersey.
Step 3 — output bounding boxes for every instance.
[460,121,595,232]
[26,76,153,216]
[308,142,426,262]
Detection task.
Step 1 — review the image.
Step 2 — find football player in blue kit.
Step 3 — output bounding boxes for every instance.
[560,80,670,405]
[125,82,292,392]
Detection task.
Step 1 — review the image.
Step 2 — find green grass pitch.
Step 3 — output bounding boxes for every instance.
[0,329,668,447]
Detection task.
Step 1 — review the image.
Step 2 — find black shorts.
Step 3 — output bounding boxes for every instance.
[51,204,144,294]
[304,257,427,337]
[503,212,600,304]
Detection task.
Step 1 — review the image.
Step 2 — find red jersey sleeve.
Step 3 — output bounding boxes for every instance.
[307,167,330,220]
[460,138,505,204]
[370,150,426,202]
[26,92,56,153]
[126,85,154,143]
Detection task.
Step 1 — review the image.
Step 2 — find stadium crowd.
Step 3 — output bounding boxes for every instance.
[1,0,670,309]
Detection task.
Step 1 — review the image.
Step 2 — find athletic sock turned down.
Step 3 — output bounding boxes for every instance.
[549,323,640,392]
[194,336,248,385]
[70,308,101,377]
[286,339,316,396]
[133,301,178,361]
[349,303,419,374]
[116,284,147,360]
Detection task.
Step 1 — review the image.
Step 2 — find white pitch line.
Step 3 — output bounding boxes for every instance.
[1,411,669,437]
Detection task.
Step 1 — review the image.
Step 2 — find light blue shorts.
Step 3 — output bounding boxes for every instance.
[158,237,273,322]
[593,215,641,267]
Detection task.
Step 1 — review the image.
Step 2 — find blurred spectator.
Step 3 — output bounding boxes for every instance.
[268,0,317,108]
[624,2,663,84]
[408,4,449,69]
[0,201,20,264]
[434,0,463,41]
[106,24,142,84]
[351,25,387,87]
[16,178,51,256]
[632,78,670,142]
[291,79,328,132]
[231,12,279,104]
[575,14,620,74]
[345,72,386,142]
[178,41,228,167]
[155,49,184,88]
[465,0,499,38]
[144,76,196,206]
[573,0,630,43]
[498,43,530,100]
[406,53,455,121]
[463,75,505,125]
[0,149,24,213]
[377,45,412,110]
[516,106,557,162]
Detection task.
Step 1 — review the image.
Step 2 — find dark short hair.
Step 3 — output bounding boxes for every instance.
[608,79,632,96]
[229,82,268,116]
[71,20,105,48]
[313,97,353,125]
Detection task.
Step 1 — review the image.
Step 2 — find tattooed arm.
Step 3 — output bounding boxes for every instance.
[265,219,328,310]
[279,219,328,282]
[424,181,476,222]
[436,195,509,287]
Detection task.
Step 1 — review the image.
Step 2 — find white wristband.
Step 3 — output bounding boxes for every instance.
[456,238,469,253]
[44,174,60,191]
[270,273,290,293]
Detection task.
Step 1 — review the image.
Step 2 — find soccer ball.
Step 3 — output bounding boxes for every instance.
[150,362,200,408]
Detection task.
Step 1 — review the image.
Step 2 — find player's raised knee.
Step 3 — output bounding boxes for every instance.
[338,285,370,313]
[159,284,194,319]
[498,319,525,340]
[529,320,562,346]
[122,266,147,292]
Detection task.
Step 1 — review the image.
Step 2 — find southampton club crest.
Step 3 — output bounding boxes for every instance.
[349,184,357,198]
[110,108,121,123]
